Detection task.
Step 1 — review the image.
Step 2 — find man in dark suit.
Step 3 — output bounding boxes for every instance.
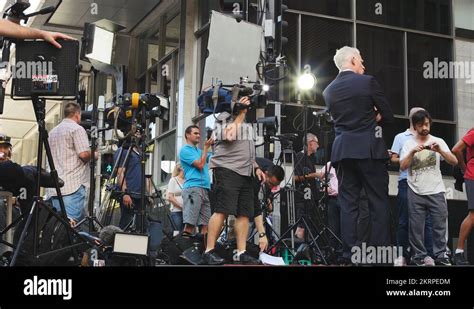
[322,46,394,262]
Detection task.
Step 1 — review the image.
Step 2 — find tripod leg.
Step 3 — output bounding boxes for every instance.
[267,218,307,257]
[300,217,328,265]
[10,202,37,266]
[33,98,79,264]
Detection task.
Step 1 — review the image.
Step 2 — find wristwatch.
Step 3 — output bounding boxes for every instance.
[259,232,266,238]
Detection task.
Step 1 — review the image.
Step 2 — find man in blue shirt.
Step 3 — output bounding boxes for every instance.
[114,140,163,257]
[179,125,213,236]
[114,143,144,230]
[390,107,433,266]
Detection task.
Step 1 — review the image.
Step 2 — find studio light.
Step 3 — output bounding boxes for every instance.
[297,72,317,91]
[81,19,126,65]
[86,26,114,64]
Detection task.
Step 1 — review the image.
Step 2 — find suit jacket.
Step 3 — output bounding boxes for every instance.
[322,71,394,163]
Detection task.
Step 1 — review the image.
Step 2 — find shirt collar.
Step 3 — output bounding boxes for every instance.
[403,129,414,136]
[63,118,77,124]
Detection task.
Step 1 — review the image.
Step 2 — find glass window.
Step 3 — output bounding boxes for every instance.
[159,58,173,132]
[156,132,176,186]
[280,12,298,104]
[300,16,352,106]
[357,25,405,115]
[356,0,452,35]
[147,43,159,69]
[283,0,352,18]
[199,0,221,27]
[407,33,454,121]
[166,14,180,55]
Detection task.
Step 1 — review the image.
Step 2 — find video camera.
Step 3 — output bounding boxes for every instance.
[105,92,169,133]
[197,82,267,115]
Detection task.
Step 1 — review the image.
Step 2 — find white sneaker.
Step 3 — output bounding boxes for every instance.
[393,256,407,266]
[423,256,435,266]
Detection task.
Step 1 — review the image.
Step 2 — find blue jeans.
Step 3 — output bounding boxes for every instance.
[170,211,183,232]
[397,179,434,258]
[51,185,86,221]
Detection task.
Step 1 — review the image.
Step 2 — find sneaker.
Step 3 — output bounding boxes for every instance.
[201,249,225,265]
[423,256,436,266]
[435,256,452,266]
[453,252,469,266]
[237,251,261,265]
[412,256,435,266]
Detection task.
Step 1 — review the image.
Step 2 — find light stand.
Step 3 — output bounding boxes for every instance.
[75,69,104,232]
[267,73,331,264]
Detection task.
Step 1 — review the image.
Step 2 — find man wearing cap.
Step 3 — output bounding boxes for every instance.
[0,134,25,196]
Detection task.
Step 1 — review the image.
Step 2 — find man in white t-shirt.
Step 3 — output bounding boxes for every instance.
[400,110,458,266]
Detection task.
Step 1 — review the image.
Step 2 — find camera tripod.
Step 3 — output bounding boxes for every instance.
[10,97,94,266]
[267,104,340,265]
[99,134,148,233]
[75,69,103,232]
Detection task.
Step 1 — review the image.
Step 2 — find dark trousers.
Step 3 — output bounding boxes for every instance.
[327,196,342,255]
[358,188,370,243]
[397,179,434,258]
[336,159,391,259]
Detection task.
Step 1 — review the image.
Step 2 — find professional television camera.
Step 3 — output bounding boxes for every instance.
[106,92,169,135]
[197,82,268,115]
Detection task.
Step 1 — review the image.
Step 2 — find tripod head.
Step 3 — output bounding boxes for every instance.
[3,1,55,24]
[271,133,298,150]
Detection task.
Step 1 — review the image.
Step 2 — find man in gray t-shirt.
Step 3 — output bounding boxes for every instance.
[400,110,458,266]
[202,97,266,265]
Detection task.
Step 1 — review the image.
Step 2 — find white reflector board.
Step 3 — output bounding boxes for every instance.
[202,10,262,89]
[113,233,149,256]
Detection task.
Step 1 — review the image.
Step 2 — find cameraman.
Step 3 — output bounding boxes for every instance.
[203,97,266,265]
[0,19,73,48]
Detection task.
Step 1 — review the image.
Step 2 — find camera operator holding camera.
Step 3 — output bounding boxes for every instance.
[203,96,266,265]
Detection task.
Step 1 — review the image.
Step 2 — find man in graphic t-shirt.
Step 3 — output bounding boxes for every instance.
[400,110,458,266]
[451,128,474,265]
